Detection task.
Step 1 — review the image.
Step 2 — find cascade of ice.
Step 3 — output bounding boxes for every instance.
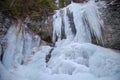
[52,10,62,42]
[2,23,24,69]
[48,0,120,77]
[23,29,40,64]
[2,22,41,69]
[53,0,104,44]
[63,8,75,41]
[0,0,120,80]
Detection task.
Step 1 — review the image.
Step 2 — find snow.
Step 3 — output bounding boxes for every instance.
[89,49,120,77]
[1,43,120,80]
[0,0,120,80]
[48,42,120,77]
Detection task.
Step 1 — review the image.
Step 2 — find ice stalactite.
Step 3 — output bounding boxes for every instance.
[53,0,104,45]
[48,0,120,78]
[2,21,41,69]
[63,8,75,41]
[2,23,24,69]
[23,30,40,64]
[52,10,62,42]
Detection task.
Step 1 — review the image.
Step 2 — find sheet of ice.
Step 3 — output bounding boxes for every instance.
[1,43,120,80]
[23,32,40,64]
[0,62,28,80]
[48,42,120,79]
[90,49,120,77]
[2,23,41,69]
[52,10,62,42]
[63,8,75,41]
[2,24,24,69]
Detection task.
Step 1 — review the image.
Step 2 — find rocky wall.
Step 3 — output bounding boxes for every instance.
[101,0,120,50]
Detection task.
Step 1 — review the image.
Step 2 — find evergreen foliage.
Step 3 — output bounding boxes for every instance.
[0,0,56,19]
[59,0,71,8]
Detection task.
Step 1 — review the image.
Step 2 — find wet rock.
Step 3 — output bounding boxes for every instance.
[25,15,53,43]
[101,1,120,50]
[72,0,86,3]
[0,12,12,55]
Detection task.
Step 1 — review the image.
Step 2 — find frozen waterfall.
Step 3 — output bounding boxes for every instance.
[2,21,41,70]
[0,0,120,80]
[52,0,104,44]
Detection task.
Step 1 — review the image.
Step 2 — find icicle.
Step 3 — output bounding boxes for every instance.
[84,1,104,43]
[67,2,92,43]
[23,33,33,64]
[2,23,24,69]
[2,22,41,68]
[23,27,41,64]
[52,10,62,42]
[63,8,75,40]
[14,23,24,66]
[52,0,104,44]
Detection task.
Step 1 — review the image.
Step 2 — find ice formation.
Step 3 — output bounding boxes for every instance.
[2,23,24,69]
[0,0,120,80]
[2,22,41,69]
[52,0,104,44]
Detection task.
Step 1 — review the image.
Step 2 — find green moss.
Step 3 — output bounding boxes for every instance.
[59,0,71,8]
[0,0,56,19]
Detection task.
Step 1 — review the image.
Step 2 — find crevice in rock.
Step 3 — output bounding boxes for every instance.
[45,48,54,63]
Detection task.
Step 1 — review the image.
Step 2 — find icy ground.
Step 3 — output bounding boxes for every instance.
[0,0,120,80]
[0,43,120,80]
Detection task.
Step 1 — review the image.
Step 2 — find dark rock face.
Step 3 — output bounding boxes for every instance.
[101,1,120,50]
[0,12,11,41]
[25,16,53,43]
[72,0,86,3]
[0,12,12,57]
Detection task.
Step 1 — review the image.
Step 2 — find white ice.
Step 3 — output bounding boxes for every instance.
[0,0,120,80]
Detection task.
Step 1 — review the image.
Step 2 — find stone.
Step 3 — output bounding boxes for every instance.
[92,0,120,50]
[100,1,120,50]
[72,0,86,3]
[25,15,53,43]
